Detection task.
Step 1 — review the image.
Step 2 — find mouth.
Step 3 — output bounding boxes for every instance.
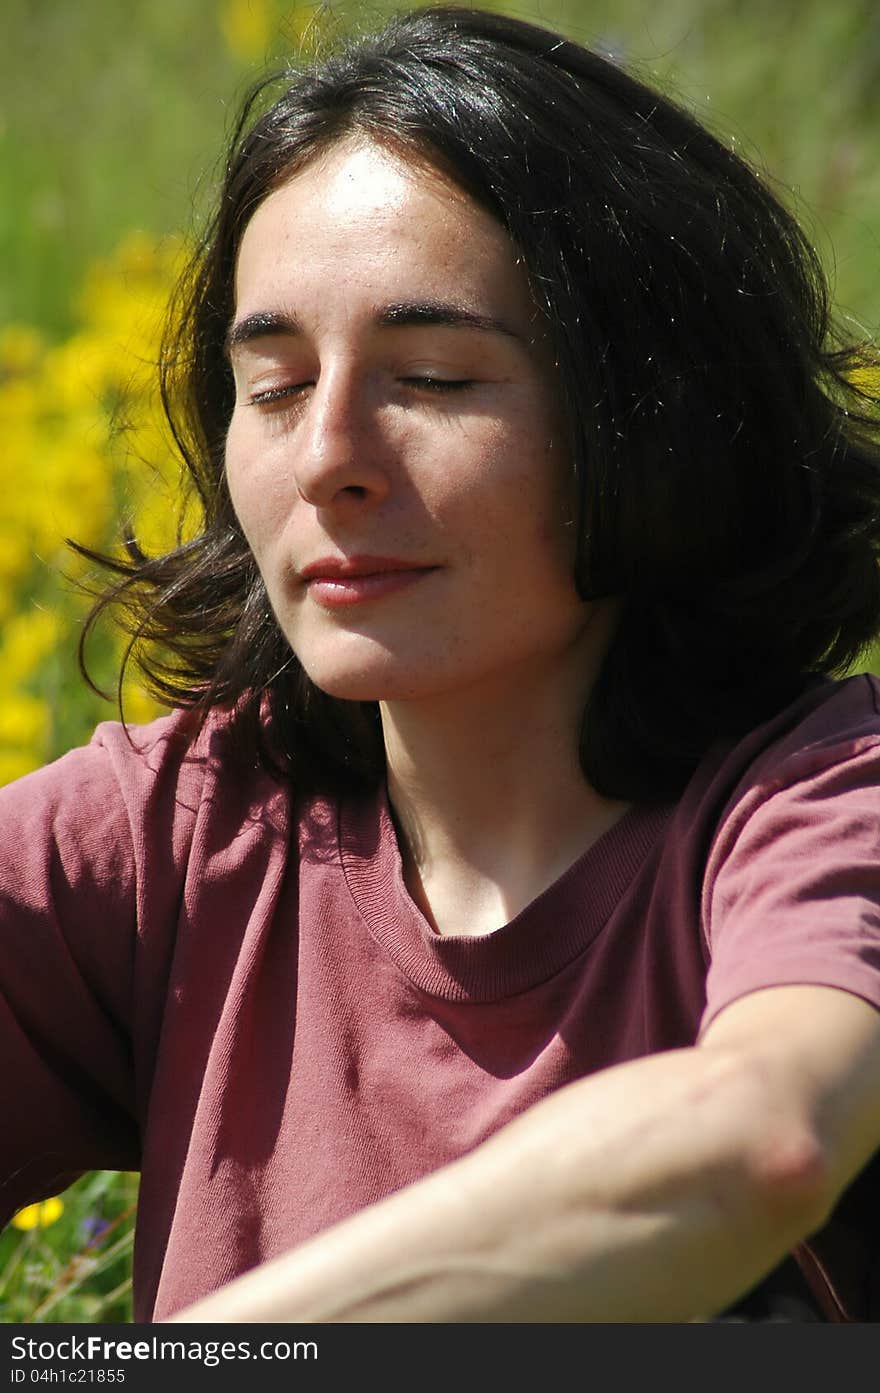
[298,556,439,608]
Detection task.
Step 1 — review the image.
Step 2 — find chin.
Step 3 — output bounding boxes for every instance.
[291,628,444,703]
[301,661,425,704]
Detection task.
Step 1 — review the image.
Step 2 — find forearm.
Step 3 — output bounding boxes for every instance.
[169,1044,829,1324]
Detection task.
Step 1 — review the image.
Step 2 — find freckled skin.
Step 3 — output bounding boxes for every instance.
[225,139,598,705]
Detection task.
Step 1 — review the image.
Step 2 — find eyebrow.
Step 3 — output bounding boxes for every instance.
[380,301,520,338]
[225,299,521,356]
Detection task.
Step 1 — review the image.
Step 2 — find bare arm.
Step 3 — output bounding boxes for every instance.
[168,985,880,1323]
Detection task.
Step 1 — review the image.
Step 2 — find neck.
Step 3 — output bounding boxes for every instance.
[380,606,628,937]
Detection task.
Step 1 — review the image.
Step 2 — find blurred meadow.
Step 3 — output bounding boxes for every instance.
[1,0,878,1323]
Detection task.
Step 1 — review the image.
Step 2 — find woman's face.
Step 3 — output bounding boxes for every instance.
[225,138,598,705]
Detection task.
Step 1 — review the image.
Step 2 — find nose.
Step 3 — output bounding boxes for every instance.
[293,364,392,510]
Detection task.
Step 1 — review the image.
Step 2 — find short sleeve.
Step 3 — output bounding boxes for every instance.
[700,688,880,1034]
[0,713,204,1221]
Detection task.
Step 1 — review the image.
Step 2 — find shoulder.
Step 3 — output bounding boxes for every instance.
[0,707,210,841]
[87,704,228,781]
[70,701,281,800]
[701,674,880,854]
[694,675,880,1025]
[657,674,880,884]
[0,703,287,874]
[671,674,880,855]
[730,673,880,785]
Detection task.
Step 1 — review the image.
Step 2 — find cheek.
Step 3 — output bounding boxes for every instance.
[449,422,571,553]
[223,464,258,558]
[223,415,250,519]
[223,425,285,554]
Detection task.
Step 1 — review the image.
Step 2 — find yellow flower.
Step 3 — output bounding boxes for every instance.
[0,228,189,771]
[11,1197,65,1230]
[0,325,45,377]
[121,678,166,726]
[0,750,45,786]
[220,0,273,62]
[0,610,64,687]
[847,363,880,396]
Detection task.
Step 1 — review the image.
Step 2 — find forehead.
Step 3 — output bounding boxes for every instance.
[233,138,539,324]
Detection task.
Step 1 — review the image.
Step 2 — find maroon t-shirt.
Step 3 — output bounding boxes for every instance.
[1,675,878,1320]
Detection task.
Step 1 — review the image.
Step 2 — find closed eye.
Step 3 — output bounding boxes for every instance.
[401,377,476,392]
[248,383,312,406]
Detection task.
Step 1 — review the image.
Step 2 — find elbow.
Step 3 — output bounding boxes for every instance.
[746,1119,833,1239]
[731,1058,836,1244]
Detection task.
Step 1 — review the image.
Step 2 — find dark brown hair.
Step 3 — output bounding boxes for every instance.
[78,4,880,800]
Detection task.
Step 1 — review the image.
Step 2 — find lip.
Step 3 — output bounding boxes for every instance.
[299,555,439,608]
[300,555,432,580]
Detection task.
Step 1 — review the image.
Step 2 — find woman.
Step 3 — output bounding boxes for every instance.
[3,6,880,1323]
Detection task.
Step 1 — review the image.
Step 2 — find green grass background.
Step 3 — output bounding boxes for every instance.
[1,0,878,1323]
